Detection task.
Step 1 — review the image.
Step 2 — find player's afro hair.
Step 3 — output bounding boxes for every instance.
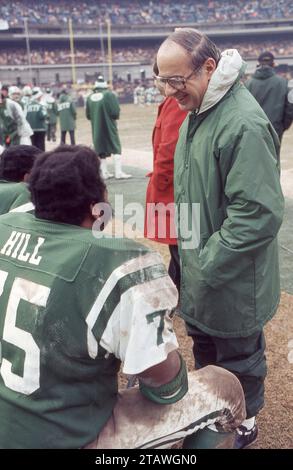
[0,144,42,182]
[29,145,107,225]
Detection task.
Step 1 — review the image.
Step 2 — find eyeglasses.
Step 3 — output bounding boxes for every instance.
[154,66,202,91]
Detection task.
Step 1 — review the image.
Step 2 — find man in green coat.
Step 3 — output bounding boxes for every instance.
[245,51,293,146]
[26,87,47,151]
[86,77,131,180]
[57,89,76,145]
[0,85,33,147]
[156,28,284,449]
[44,88,58,142]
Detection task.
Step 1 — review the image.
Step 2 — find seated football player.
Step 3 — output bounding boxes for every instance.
[0,145,245,449]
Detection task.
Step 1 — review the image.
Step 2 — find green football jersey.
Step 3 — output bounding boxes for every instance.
[0,180,33,215]
[0,213,178,449]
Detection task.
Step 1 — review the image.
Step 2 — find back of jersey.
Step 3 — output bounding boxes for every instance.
[0,213,178,448]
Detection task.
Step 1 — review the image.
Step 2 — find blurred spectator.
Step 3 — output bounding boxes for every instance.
[44,88,58,142]
[0,84,33,147]
[20,85,32,116]
[8,86,22,106]
[57,88,76,145]
[245,51,293,146]
[26,87,47,150]
[86,76,131,179]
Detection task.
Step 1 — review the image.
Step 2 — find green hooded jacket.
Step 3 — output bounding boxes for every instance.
[57,93,76,131]
[175,52,284,338]
[0,100,20,145]
[86,87,121,155]
[46,97,58,125]
[26,99,47,132]
[245,66,293,140]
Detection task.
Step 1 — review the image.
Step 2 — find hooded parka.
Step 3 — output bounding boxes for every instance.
[86,86,121,155]
[57,92,76,132]
[175,50,284,338]
[245,66,293,142]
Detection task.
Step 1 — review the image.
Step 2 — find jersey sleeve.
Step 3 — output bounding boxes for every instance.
[86,252,179,375]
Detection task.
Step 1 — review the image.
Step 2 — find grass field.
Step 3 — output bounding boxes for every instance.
[50,103,293,449]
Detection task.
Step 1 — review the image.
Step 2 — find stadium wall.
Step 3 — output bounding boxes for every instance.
[0,63,154,85]
[1,58,293,86]
[1,20,293,85]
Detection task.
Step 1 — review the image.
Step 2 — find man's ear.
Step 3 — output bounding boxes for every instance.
[204,58,217,79]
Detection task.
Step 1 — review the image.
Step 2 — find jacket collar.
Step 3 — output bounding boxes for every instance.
[198,49,245,115]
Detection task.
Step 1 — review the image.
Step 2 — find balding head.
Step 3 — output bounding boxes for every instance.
[156,29,219,111]
[159,28,221,72]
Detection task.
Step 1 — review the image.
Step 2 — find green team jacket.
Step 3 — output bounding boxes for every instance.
[57,93,76,131]
[175,81,284,338]
[26,99,47,132]
[0,102,19,145]
[0,180,32,215]
[46,99,58,125]
[245,66,293,140]
[86,88,121,154]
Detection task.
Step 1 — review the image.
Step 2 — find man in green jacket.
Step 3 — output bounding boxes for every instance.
[44,88,58,142]
[86,76,131,180]
[0,144,41,214]
[156,28,284,449]
[0,84,33,147]
[245,51,293,147]
[57,89,76,145]
[26,87,47,151]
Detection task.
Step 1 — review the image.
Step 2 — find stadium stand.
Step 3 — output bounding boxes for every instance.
[0,0,292,27]
[0,0,292,88]
[0,40,293,67]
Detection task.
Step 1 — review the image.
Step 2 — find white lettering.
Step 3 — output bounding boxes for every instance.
[11,233,26,259]
[17,234,32,262]
[0,232,45,265]
[28,105,40,112]
[0,231,22,256]
[95,455,129,467]
[29,237,45,265]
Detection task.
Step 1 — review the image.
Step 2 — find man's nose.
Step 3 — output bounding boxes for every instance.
[164,83,177,97]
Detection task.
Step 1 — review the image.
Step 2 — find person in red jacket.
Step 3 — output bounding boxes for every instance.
[144,83,187,292]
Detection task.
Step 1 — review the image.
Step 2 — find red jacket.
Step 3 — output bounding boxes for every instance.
[144,97,187,244]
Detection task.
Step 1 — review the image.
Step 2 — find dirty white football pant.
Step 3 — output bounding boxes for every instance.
[85,365,246,449]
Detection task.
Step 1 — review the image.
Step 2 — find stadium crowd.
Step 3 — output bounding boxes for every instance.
[1,39,293,67]
[0,46,155,66]
[0,0,292,27]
